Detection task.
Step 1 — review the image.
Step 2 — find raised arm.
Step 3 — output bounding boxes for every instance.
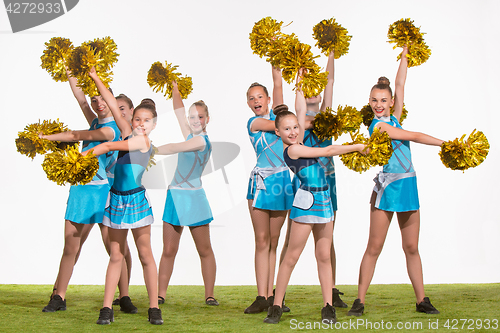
[67,69,95,126]
[393,45,408,122]
[295,70,307,144]
[271,66,283,110]
[376,122,444,146]
[172,81,191,140]
[320,50,335,112]
[89,67,132,138]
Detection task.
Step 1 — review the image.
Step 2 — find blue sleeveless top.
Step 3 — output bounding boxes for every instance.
[112,136,152,192]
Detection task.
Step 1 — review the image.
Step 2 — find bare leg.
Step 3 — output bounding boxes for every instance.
[268,210,287,296]
[397,210,425,303]
[158,223,183,299]
[312,222,334,306]
[190,224,216,299]
[330,212,337,287]
[357,194,393,303]
[131,226,158,309]
[102,228,128,308]
[279,217,293,265]
[53,220,94,299]
[99,224,131,299]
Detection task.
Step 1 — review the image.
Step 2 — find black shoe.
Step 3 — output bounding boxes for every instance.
[244,296,269,314]
[272,289,290,312]
[347,298,364,316]
[267,295,274,307]
[332,288,348,308]
[205,297,219,306]
[158,296,165,305]
[119,296,138,314]
[416,297,440,314]
[321,303,337,324]
[42,295,66,312]
[263,305,283,324]
[148,307,163,325]
[96,307,114,325]
[112,298,120,306]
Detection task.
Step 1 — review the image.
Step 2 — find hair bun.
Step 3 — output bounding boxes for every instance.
[377,76,390,85]
[273,104,289,116]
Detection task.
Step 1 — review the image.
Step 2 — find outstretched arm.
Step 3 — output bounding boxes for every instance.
[172,81,191,140]
[271,66,283,110]
[82,135,150,157]
[287,142,366,159]
[40,126,115,143]
[67,69,95,126]
[393,45,408,122]
[89,67,132,138]
[156,135,205,155]
[376,122,444,146]
[320,50,335,112]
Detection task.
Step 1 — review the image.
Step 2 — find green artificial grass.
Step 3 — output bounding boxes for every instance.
[0,284,499,332]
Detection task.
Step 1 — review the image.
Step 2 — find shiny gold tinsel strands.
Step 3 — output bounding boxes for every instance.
[42,146,99,186]
[147,61,193,99]
[147,145,159,171]
[439,129,489,171]
[336,105,362,135]
[313,107,338,141]
[312,18,352,58]
[368,127,393,167]
[340,132,371,173]
[387,18,431,67]
[15,119,70,159]
[67,36,119,96]
[40,37,74,82]
[249,17,287,59]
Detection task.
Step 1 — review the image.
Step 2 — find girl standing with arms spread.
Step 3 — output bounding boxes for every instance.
[157,81,218,306]
[347,46,442,316]
[279,50,347,308]
[244,66,293,314]
[85,72,162,325]
[40,71,136,314]
[264,79,366,324]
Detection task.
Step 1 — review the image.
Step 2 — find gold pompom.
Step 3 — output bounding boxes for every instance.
[280,40,320,83]
[312,18,352,58]
[337,105,362,135]
[67,36,119,96]
[367,127,393,167]
[40,37,74,82]
[299,70,328,99]
[15,119,70,159]
[312,107,338,141]
[147,61,193,99]
[340,132,371,173]
[147,145,159,171]
[387,18,431,67]
[439,129,489,171]
[249,17,287,59]
[42,145,99,186]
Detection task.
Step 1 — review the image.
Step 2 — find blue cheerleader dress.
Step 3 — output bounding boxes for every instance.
[64,117,120,224]
[102,136,154,229]
[162,133,213,227]
[369,115,419,212]
[284,146,334,224]
[246,111,293,211]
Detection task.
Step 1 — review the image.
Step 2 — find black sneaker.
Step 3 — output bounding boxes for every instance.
[321,303,337,324]
[244,296,269,314]
[272,289,290,313]
[42,294,66,312]
[112,298,120,305]
[263,305,283,324]
[119,296,138,314]
[416,297,440,314]
[205,297,219,306]
[96,307,114,325]
[158,296,165,305]
[347,298,364,316]
[332,288,348,308]
[148,307,163,325]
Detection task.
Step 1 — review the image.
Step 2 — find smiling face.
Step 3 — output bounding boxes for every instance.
[117,98,134,123]
[369,88,394,118]
[188,105,209,134]
[132,108,156,137]
[247,86,271,117]
[275,114,299,146]
[90,95,111,118]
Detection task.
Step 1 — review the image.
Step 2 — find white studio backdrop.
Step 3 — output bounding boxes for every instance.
[0,0,499,288]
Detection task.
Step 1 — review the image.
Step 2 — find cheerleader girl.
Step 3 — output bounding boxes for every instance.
[83,73,162,325]
[279,50,347,308]
[264,79,366,324]
[40,71,136,314]
[116,93,134,124]
[156,81,218,306]
[244,66,293,314]
[347,46,442,316]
